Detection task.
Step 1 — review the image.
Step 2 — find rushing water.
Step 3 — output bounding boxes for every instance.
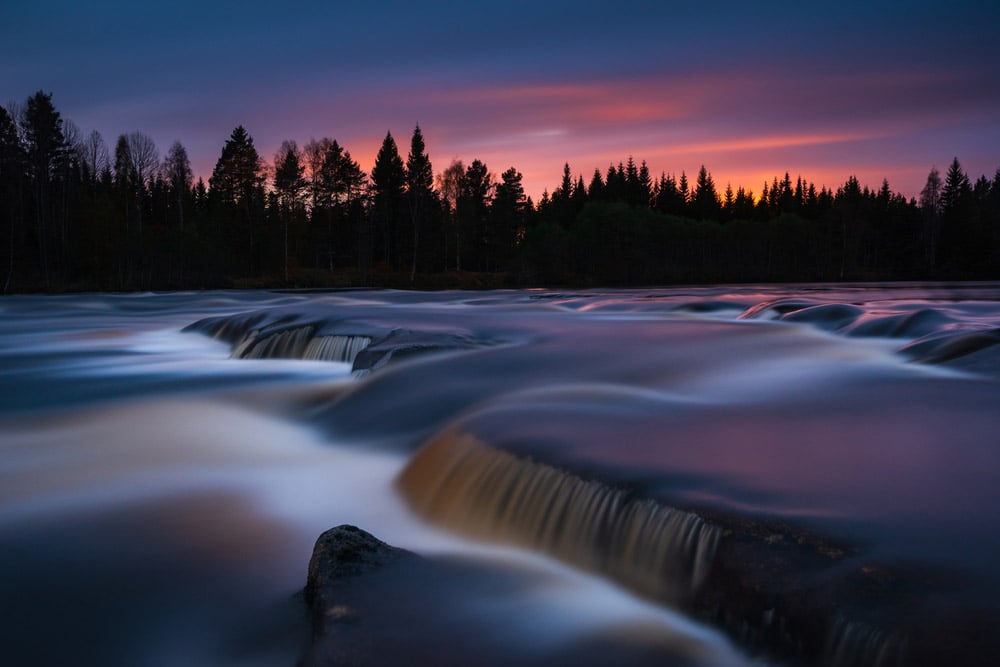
[2,285,999,666]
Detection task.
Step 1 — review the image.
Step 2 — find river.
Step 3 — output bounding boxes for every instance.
[2,285,998,666]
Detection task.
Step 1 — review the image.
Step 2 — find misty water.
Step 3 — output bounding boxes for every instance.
[2,285,999,666]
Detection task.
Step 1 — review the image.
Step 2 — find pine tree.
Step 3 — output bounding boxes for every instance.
[209,126,264,276]
[273,141,307,282]
[654,173,681,216]
[939,157,979,273]
[637,160,652,208]
[460,159,492,271]
[406,125,435,282]
[370,131,406,273]
[723,183,734,219]
[605,164,621,202]
[556,163,573,203]
[0,106,25,292]
[940,158,971,215]
[209,126,263,209]
[693,165,719,220]
[23,91,66,284]
[587,168,604,200]
[314,140,355,271]
[624,156,642,207]
[492,167,528,269]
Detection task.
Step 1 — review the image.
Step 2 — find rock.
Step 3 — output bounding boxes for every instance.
[304,524,412,612]
[687,512,1000,667]
[299,525,417,667]
[298,525,738,667]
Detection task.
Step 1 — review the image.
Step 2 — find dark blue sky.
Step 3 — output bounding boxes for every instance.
[4,1,999,198]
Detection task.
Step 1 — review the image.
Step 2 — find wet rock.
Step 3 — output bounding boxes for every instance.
[299,525,730,667]
[688,512,1000,667]
[303,525,412,613]
[299,525,417,667]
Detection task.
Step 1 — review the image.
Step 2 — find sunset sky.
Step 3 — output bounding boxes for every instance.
[4,1,999,201]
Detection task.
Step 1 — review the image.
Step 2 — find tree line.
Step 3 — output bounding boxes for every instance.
[1,90,998,293]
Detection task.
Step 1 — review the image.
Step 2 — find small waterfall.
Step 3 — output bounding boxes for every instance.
[303,335,372,362]
[231,327,371,364]
[825,615,907,667]
[396,431,721,604]
[232,326,313,359]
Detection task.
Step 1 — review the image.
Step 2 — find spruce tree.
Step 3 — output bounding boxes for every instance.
[940,157,971,215]
[461,159,492,271]
[370,131,406,271]
[406,125,435,282]
[273,141,306,282]
[0,107,25,292]
[208,126,264,277]
[23,91,66,284]
[587,168,604,200]
[492,167,528,270]
[693,165,719,220]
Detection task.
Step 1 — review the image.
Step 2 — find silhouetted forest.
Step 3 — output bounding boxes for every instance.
[2,91,998,293]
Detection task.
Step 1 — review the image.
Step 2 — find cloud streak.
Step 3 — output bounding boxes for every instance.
[3,1,998,200]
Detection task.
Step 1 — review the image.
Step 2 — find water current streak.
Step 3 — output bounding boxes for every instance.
[397,430,721,605]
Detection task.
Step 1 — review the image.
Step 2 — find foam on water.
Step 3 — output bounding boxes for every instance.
[0,395,750,666]
[4,284,1000,666]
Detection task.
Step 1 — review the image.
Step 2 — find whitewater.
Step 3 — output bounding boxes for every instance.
[2,284,998,666]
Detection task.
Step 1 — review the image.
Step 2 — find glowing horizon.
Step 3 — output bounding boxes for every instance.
[5,2,998,205]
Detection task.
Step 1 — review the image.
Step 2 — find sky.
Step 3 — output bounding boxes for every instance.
[4,0,999,202]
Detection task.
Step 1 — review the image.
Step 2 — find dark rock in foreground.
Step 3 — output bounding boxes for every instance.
[300,525,732,667]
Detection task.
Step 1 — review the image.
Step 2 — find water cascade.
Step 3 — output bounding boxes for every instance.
[231,326,372,364]
[396,430,721,605]
[825,616,906,667]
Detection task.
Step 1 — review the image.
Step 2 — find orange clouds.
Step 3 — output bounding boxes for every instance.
[667,132,876,155]
[430,80,693,129]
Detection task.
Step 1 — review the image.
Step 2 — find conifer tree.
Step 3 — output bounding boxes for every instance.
[273,141,307,282]
[638,160,652,208]
[723,183,734,219]
[492,167,528,270]
[624,156,642,206]
[939,157,981,270]
[308,140,365,274]
[693,165,719,220]
[941,158,971,215]
[406,125,435,283]
[605,164,621,201]
[370,131,406,271]
[0,107,24,292]
[23,91,66,284]
[587,168,604,200]
[209,126,265,276]
[460,159,492,271]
